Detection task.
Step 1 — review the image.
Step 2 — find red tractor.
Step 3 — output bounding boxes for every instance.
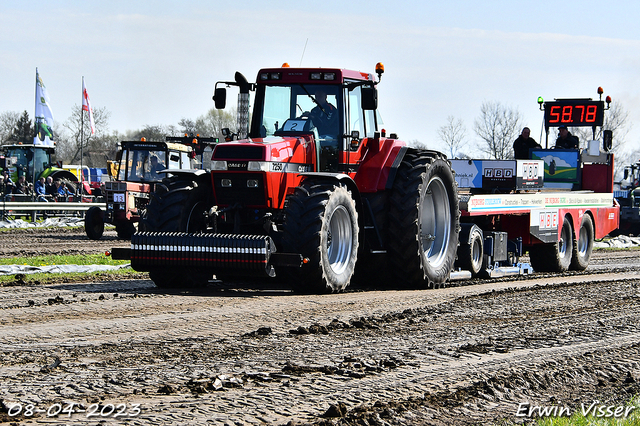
[128,64,460,292]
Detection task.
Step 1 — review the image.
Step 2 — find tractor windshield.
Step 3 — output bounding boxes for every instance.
[117,149,168,183]
[257,84,341,142]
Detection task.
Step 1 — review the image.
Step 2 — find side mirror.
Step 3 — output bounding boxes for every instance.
[115,150,122,162]
[213,88,227,109]
[624,169,629,180]
[603,130,613,152]
[361,86,377,110]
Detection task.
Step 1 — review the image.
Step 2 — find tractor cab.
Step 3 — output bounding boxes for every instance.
[113,141,193,183]
[1,144,79,192]
[213,64,383,173]
[3,144,54,183]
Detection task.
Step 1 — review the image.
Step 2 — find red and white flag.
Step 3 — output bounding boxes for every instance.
[82,77,95,135]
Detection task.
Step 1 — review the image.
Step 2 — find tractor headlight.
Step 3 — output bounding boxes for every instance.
[211,161,228,171]
[247,161,269,172]
[247,179,259,188]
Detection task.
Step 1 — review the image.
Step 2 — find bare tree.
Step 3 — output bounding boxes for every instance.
[178,118,197,135]
[474,102,522,159]
[195,108,237,138]
[127,124,170,143]
[562,102,632,180]
[437,116,467,158]
[57,105,112,167]
[409,139,428,150]
[0,111,21,145]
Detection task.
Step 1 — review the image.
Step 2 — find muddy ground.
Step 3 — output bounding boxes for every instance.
[1,227,640,425]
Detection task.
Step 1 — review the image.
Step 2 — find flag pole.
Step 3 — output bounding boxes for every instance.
[80,76,84,196]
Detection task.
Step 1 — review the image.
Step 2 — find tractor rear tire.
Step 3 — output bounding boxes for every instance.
[570,214,594,271]
[387,150,460,288]
[143,176,212,288]
[529,215,574,272]
[84,206,104,240]
[282,181,359,294]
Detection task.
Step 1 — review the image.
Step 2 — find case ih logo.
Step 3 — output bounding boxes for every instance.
[484,168,513,179]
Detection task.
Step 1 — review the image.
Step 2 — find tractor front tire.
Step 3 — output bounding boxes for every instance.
[387,150,460,288]
[84,206,104,240]
[282,181,359,294]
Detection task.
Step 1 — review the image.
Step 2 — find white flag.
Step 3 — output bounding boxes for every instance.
[82,77,95,135]
[34,68,55,146]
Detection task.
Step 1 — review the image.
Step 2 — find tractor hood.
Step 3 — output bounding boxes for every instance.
[211,135,316,173]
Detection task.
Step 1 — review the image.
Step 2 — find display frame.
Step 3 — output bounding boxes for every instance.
[543,99,605,128]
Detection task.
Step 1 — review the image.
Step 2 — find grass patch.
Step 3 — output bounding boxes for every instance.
[0,253,129,267]
[0,253,145,286]
[528,397,640,426]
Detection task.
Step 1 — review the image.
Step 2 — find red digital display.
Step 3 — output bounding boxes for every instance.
[544,100,604,127]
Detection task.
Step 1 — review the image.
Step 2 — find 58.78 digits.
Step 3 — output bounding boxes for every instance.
[548,104,598,124]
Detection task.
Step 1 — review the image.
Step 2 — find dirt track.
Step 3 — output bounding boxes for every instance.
[2,228,640,425]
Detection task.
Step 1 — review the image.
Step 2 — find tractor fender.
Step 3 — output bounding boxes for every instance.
[159,169,208,178]
[47,169,79,183]
[384,147,452,191]
[298,172,363,216]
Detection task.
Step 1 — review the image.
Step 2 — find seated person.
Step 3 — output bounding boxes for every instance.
[149,154,165,178]
[307,89,339,139]
[554,125,579,149]
[55,180,73,199]
[34,177,48,201]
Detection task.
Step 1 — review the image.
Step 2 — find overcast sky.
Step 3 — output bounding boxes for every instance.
[2,0,640,154]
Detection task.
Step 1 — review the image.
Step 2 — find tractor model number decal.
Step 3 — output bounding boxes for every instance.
[113,193,125,203]
[269,162,311,173]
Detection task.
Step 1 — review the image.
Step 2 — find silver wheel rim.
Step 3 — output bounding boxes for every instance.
[327,205,353,275]
[471,234,482,268]
[577,222,589,257]
[559,221,570,259]
[419,176,451,269]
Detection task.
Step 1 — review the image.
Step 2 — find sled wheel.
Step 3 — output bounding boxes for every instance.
[571,214,594,271]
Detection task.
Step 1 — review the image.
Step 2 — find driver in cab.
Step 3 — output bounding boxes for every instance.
[308,89,338,137]
[149,154,165,178]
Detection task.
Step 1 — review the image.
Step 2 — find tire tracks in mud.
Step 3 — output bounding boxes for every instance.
[2,269,640,424]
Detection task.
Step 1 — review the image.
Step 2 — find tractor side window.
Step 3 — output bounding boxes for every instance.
[347,85,366,138]
[168,153,180,169]
[33,149,49,178]
[117,154,127,181]
[180,152,190,169]
[346,84,378,139]
[263,85,292,136]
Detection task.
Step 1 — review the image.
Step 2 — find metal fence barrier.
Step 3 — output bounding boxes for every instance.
[0,200,105,221]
